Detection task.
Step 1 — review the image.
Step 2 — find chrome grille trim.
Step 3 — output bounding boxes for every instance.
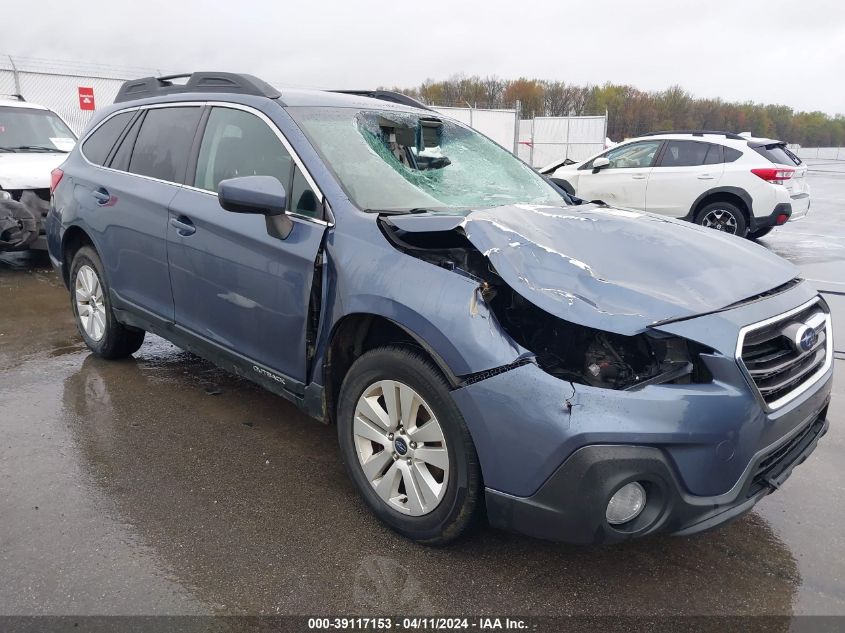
[735,297,833,411]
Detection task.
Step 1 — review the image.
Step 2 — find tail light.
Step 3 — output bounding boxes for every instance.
[751,168,794,183]
[50,168,64,193]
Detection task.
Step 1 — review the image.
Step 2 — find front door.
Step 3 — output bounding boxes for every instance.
[166,105,326,384]
[576,140,662,210]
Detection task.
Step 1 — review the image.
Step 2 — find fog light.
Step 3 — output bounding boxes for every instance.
[606,482,646,525]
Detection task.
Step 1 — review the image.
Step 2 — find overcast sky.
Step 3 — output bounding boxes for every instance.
[6,0,845,115]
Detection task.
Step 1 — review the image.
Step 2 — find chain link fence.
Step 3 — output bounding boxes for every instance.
[0,55,174,134]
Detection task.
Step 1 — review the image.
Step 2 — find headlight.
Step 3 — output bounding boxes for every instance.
[0,190,11,201]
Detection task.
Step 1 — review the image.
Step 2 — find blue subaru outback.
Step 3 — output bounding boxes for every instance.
[47,73,833,544]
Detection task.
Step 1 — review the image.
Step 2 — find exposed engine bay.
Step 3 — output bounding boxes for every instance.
[0,189,49,251]
[380,220,712,390]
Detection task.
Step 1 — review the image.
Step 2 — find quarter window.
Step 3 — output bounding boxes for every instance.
[128,107,202,182]
[289,166,319,218]
[194,107,293,193]
[82,111,133,166]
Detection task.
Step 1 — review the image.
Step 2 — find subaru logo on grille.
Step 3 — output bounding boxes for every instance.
[394,437,408,455]
[795,324,818,352]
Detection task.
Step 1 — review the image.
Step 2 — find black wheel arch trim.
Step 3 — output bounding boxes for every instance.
[685,186,753,224]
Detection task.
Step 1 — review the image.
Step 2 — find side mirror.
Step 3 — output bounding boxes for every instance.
[592,156,610,173]
[218,175,293,239]
[218,176,287,215]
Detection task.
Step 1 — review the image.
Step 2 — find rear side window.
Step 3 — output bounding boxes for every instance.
[751,143,802,166]
[128,107,202,182]
[659,140,712,167]
[194,107,293,193]
[724,147,742,163]
[82,112,133,166]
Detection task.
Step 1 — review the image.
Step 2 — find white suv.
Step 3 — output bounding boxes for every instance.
[542,131,810,239]
[0,97,77,251]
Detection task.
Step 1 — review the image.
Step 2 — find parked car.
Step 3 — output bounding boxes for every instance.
[47,74,833,545]
[0,97,76,251]
[542,131,810,239]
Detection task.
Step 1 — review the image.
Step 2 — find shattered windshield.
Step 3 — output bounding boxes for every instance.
[289,107,564,213]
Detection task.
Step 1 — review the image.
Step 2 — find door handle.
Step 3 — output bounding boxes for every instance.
[697,174,716,180]
[170,215,196,236]
[632,174,647,180]
[91,187,111,205]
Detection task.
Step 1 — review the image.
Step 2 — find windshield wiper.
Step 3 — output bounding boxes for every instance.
[365,207,442,215]
[2,145,70,153]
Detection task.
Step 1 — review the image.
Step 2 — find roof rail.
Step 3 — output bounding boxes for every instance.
[0,93,26,102]
[114,72,281,104]
[330,90,434,112]
[636,130,746,140]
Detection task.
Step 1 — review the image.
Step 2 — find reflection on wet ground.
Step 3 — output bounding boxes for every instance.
[1,170,844,617]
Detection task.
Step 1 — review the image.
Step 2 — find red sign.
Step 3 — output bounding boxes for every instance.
[78,87,95,111]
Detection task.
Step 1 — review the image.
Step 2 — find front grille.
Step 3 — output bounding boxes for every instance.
[739,300,830,408]
[746,412,827,497]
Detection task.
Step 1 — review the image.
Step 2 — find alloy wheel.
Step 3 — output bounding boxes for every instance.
[75,264,106,341]
[353,380,449,516]
[701,209,739,234]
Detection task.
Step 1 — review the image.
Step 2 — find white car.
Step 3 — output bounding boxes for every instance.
[0,97,77,251]
[542,131,810,239]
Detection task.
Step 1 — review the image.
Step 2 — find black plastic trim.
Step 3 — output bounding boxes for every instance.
[330,90,434,111]
[684,186,753,223]
[486,409,829,544]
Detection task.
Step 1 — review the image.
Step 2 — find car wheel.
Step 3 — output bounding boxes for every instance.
[694,202,747,237]
[70,246,145,359]
[337,346,482,545]
[748,226,774,240]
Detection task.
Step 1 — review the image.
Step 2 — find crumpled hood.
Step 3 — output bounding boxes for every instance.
[386,203,799,335]
[0,152,68,190]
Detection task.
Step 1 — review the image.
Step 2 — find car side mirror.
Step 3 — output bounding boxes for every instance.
[592,156,610,173]
[218,175,293,239]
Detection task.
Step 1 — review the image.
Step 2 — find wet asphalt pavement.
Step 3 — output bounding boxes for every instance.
[1,166,844,619]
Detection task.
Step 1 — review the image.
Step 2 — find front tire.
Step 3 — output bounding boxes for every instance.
[694,202,747,237]
[337,347,482,545]
[70,246,145,359]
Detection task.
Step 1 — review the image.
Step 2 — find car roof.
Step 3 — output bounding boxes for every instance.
[0,98,49,111]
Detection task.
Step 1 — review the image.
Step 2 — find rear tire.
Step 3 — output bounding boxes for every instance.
[70,246,145,359]
[694,201,747,237]
[748,226,774,240]
[337,346,482,545]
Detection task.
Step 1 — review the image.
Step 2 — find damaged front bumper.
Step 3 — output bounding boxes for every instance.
[0,190,50,251]
[450,282,834,545]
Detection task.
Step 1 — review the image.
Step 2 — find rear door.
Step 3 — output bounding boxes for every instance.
[166,104,326,385]
[575,140,662,209]
[751,142,809,212]
[78,105,202,320]
[645,140,725,216]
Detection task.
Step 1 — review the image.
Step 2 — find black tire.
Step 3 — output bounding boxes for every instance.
[694,201,747,237]
[748,226,774,240]
[337,347,482,545]
[69,246,145,359]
